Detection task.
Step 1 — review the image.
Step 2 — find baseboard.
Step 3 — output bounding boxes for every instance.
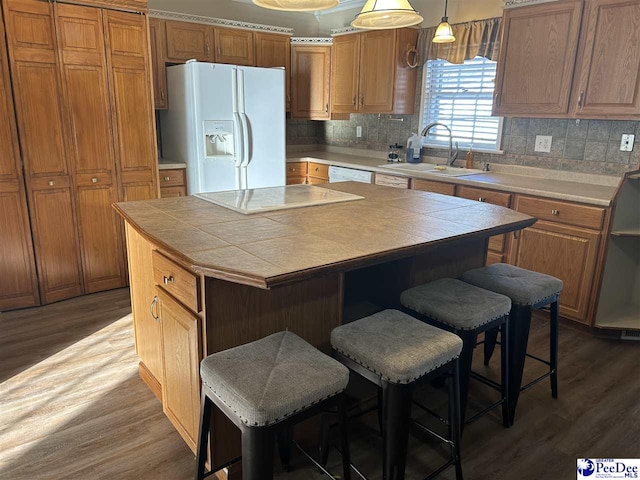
[138,361,162,402]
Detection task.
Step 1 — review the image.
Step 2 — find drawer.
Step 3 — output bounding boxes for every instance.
[286,162,308,177]
[153,251,199,313]
[457,186,511,207]
[159,169,186,188]
[286,176,307,185]
[515,196,605,230]
[160,186,187,198]
[375,174,409,189]
[411,178,455,196]
[307,176,328,185]
[308,162,329,179]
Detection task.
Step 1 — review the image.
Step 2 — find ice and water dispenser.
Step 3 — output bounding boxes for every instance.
[204,120,235,157]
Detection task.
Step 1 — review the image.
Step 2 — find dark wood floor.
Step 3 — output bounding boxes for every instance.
[1,288,638,479]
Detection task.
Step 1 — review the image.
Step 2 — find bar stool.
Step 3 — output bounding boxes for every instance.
[400,278,512,427]
[331,309,464,480]
[460,263,563,424]
[195,331,351,480]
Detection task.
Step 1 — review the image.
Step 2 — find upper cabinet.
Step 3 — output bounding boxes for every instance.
[255,32,291,111]
[214,27,254,66]
[165,20,214,63]
[331,29,418,115]
[291,45,332,120]
[571,0,640,118]
[494,0,640,120]
[149,18,167,109]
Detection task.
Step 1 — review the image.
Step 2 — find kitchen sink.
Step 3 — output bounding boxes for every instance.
[378,163,485,177]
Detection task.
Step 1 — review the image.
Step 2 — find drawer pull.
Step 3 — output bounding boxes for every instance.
[478,197,486,202]
[163,275,174,285]
[551,209,560,216]
[163,176,170,181]
[48,181,55,186]
[315,167,320,172]
[150,296,159,321]
[91,177,98,183]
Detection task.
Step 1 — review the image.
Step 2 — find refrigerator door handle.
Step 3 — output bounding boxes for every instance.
[233,112,243,189]
[240,112,250,189]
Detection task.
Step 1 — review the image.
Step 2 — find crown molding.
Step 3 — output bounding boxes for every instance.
[502,0,559,8]
[290,37,334,45]
[149,9,294,34]
[331,26,360,35]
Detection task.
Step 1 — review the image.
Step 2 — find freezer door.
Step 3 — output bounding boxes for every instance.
[236,66,286,190]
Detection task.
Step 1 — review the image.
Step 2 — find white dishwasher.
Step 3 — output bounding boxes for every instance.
[328,165,374,183]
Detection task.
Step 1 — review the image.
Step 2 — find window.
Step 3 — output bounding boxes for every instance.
[420,56,502,152]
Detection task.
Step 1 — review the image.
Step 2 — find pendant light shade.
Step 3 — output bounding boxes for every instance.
[351,0,424,30]
[252,0,339,12]
[432,0,455,43]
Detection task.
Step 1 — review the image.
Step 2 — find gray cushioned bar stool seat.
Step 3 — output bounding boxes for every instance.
[460,263,563,425]
[331,309,464,480]
[195,331,352,480]
[400,278,512,427]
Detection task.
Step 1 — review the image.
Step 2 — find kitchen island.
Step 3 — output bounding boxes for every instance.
[114,182,535,477]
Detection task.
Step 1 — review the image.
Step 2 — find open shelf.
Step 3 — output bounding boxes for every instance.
[610,228,640,237]
[596,305,640,330]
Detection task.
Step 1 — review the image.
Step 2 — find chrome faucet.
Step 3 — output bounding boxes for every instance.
[421,122,459,166]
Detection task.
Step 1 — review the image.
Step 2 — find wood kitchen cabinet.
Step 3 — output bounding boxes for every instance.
[307,162,329,184]
[286,161,308,185]
[0,5,39,311]
[494,0,640,120]
[511,195,605,323]
[149,18,167,109]
[164,20,214,63]
[291,45,331,120]
[159,169,187,197]
[375,174,410,188]
[331,29,418,115]
[254,32,291,111]
[411,178,456,196]
[214,27,254,66]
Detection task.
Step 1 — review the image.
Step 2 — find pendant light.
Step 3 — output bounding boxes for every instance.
[252,0,339,12]
[351,0,424,30]
[432,0,455,43]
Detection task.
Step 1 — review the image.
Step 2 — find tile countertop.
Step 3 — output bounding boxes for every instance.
[115,183,534,289]
[158,158,186,170]
[287,148,621,207]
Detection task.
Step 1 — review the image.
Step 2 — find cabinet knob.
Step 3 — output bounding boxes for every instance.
[163,275,174,285]
[164,176,170,181]
[551,209,560,216]
[478,197,486,202]
[315,167,319,172]
[91,177,98,183]
[48,180,54,186]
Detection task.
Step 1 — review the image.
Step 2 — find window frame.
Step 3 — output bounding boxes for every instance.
[418,56,504,154]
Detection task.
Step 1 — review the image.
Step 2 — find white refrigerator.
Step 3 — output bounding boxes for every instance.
[161,61,286,194]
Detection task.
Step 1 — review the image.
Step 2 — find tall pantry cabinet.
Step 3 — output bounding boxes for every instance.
[0,0,158,309]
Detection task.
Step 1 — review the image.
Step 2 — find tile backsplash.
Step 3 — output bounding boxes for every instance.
[286,99,640,176]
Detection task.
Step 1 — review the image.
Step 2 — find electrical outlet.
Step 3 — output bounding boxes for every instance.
[535,135,552,153]
[620,134,635,152]
[356,126,362,138]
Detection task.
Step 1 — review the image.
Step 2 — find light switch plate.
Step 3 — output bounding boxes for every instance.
[621,134,635,152]
[356,126,362,138]
[535,135,552,153]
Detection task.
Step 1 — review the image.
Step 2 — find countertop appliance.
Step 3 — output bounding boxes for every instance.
[328,165,374,183]
[161,61,286,194]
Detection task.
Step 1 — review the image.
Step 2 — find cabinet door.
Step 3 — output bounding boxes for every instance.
[165,20,214,63]
[159,288,201,452]
[510,220,600,324]
[104,11,159,201]
[331,34,360,114]
[55,3,126,294]
[493,0,583,116]
[149,18,167,109]
[0,6,39,310]
[214,27,254,66]
[291,45,331,120]
[572,0,640,119]
[358,30,396,113]
[254,32,291,111]
[3,0,84,304]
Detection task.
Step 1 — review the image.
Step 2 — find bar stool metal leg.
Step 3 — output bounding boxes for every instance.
[241,425,275,480]
[448,359,464,480]
[457,331,476,427]
[338,395,352,480]
[507,304,532,425]
[277,427,294,472]
[382,381,414,480]
[195,392,213,480]
[483,328,499,366]
[500,321,510,428]
[550,301,559,399]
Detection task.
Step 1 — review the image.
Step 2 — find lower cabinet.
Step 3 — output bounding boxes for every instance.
[158,288,202,452]
[509,220,600,324]
[159,168,187,198]
[286,161,308,185]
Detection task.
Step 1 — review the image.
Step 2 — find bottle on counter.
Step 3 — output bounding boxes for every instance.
[465,148,474,169]
[406,133,422,163]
